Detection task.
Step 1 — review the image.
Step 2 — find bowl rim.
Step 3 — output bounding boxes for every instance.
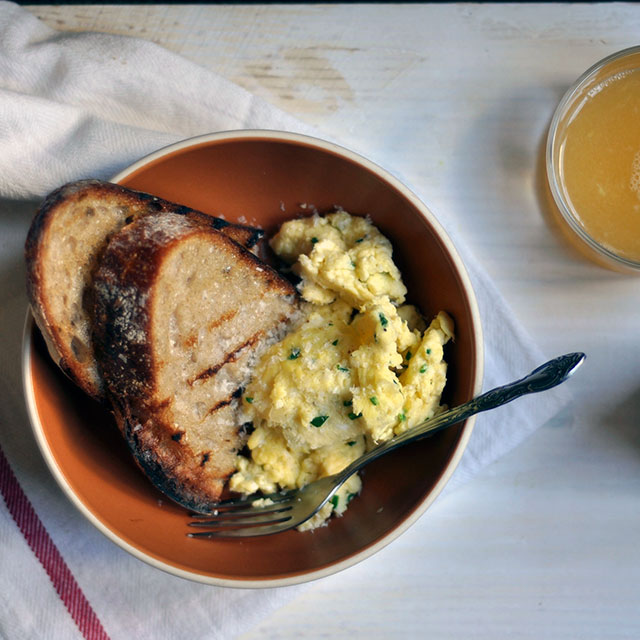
[22,129,484,588]
[545,46,640,272]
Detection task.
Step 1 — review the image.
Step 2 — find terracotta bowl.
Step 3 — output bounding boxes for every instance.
[23,131,483,587]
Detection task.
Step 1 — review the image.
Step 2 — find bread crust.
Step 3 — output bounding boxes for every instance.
[25,180,263,401]
[92,213,300,510]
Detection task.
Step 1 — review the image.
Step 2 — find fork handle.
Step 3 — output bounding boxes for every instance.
[337,352,585,481]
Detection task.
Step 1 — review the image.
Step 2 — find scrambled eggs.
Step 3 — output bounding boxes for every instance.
[229,211,453,530]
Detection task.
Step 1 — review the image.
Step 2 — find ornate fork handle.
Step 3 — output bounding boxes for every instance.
[336,352,585,483]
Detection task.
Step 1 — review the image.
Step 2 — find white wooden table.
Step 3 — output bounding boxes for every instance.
[26,4,640,638]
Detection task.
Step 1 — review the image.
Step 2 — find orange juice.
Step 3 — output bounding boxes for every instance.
[547,47,640,272]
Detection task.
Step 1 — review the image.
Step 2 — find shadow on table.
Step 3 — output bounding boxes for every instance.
[608,389,640,454]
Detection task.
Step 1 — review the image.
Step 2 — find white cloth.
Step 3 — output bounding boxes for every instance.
[0,3,568,639]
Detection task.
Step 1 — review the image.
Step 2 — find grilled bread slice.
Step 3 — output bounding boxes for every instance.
[25,180,263,401]
[92,212,301,511]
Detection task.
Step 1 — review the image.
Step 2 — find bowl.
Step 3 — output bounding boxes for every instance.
[546,46,640,273]
[22,130,483,587]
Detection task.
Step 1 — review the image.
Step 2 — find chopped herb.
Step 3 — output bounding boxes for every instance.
[330,495,339,508]
[245,397,254,404]
[378,312,388,328]
[343,399,353,407]
[374,332,378,343]
[328,321,334,327]
[355,237,365,243]
[332,339,339,346]
[346,492,357,504]
[406,351,412,361]
[288,347,301,360]
[347,440,356,446]
[370,396,379,406]
[420,364,427,373]
[348,412,363,420]
[426,348,432,355]
[337,364,349,372]
[311,237,319,244]
[351,261,357,268]
[310,415,329,427]
[398,412,406,422]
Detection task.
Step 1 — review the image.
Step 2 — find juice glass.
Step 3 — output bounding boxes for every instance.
[546,46,640,273]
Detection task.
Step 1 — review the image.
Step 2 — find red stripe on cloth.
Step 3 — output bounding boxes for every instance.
[0,445,110,640]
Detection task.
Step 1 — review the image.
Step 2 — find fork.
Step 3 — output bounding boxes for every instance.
[188,352,585,538]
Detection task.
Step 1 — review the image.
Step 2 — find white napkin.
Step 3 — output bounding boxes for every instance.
[0,3,568,639]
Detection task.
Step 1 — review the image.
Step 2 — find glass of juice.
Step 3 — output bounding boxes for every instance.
[546,46,640,273]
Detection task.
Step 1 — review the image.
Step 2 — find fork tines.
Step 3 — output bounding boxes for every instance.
[187,501,294,538]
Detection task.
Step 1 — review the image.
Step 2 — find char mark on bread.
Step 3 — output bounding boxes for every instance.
[206,396,236,417]
[189,329,265,385]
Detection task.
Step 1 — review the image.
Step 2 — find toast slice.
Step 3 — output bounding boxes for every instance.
[91,212,301,511]
[25,180,263,401]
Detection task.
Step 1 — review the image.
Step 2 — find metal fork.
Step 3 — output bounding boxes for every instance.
[188,352,585,538]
